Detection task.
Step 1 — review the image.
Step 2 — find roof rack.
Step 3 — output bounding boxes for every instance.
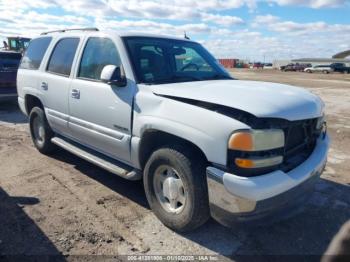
[41,27,99,35]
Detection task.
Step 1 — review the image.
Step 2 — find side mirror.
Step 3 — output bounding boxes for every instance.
[100,65,127,87]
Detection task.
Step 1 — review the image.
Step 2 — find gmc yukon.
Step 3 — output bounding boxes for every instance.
[17,28,329,231]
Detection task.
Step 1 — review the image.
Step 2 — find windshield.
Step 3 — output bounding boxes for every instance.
[123,37,232,85]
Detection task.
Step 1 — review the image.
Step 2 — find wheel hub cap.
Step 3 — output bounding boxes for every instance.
[153,165,186,214]
[38,126,45,139]
[163,177,180,201]
[33,117,45,143]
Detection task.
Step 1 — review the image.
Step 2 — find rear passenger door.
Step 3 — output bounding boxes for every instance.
[41,38,80,135]
[68,37,134,163]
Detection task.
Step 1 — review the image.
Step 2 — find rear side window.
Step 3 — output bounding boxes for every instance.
[78,37,121,80]
[47,38,79,76]
[19,37,52,70]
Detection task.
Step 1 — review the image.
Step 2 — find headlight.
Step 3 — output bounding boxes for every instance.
[228,129,285,151]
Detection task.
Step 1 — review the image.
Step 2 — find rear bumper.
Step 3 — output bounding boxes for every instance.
[0,72,17,87]
[0,83,17,101]
[0,93,17,98]
[207,134,329,227]
[0,86,17,93]
[0,92,17,101]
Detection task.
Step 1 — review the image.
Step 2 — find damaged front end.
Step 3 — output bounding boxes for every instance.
[158,94,326,177]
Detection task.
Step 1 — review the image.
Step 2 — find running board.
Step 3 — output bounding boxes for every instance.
[51,137,141,180]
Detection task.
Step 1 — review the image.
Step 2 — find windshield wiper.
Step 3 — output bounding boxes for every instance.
[153,75,203,84]
[171,75,202,82]
[140,74,229,85]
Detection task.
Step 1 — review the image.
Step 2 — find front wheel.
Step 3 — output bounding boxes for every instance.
[143,146,210,232]
[323,70,329,74]
[29,107,56,154]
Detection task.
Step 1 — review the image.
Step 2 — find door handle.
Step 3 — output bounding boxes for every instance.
[41,82,48,90]
[71,89,80,99]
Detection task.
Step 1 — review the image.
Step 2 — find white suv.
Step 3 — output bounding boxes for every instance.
[304,65,333,74]
[17,28,329,231]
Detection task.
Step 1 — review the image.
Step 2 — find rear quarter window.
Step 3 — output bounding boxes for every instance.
[19,37,52,70]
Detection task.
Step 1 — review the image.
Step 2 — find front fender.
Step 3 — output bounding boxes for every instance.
[132,90,249,166]
[136,115,214,159]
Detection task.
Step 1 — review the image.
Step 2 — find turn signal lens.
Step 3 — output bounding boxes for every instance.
[235,156,283,169]
[235,158,254,168]
[228,132,253,151]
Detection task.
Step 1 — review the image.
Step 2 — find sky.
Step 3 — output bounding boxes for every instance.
[0,0,349,61]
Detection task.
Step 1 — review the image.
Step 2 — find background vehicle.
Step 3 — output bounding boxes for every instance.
[1,37,31,53]
[330,63,350,73]
[252,62,263,69]
[0,51,22,100]
[304,65,333,74]
[263,63,273,69]
[17,28,329,232]
[280,63,294,71]
[282,63,310,72]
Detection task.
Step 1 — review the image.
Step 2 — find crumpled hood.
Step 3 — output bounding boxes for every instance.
[150,80,324,121]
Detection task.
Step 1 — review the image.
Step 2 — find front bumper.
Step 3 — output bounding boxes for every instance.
[207,134,329,227]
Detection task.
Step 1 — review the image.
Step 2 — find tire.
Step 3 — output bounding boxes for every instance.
[306,70,312,73]
[323,70,329,74]
[143,146,210,232]
[29,107,56,154]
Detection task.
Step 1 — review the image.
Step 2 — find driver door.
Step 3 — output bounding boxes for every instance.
[68,37,134,163]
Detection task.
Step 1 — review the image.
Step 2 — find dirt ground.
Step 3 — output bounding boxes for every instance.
[0,69,349,260]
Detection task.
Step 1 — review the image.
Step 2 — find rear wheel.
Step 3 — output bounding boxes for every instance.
[323,70,329,74]
[29,107,56,154]
[143,146,210,232]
